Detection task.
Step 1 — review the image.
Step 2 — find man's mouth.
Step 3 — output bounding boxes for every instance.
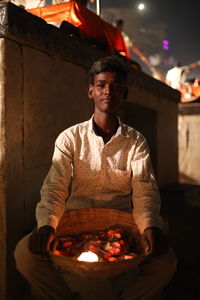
[102,98,111,102]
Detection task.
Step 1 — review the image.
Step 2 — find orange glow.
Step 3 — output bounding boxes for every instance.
[28,1,130,58]
[193,86,200,97]
[192,79,200,97]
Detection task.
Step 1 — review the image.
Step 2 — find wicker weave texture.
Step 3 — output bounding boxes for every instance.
[55,208,138,235]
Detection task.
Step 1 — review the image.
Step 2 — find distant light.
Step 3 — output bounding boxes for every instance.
[138,3,145,10]
[162,39,170,50]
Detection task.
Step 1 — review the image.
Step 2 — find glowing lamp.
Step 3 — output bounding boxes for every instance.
[77,251,99,262]
[138,3,145,10]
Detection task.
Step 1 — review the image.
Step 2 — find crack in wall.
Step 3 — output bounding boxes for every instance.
[186,128,189,149]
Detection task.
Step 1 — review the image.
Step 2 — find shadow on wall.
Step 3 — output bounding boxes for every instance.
[161,182,200,299]
[160,183,200,268]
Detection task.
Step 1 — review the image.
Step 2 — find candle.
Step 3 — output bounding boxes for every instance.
[77,251,98,262]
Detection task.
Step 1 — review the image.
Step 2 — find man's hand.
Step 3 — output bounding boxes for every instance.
[29,225,56,257]
[141,227,169,257]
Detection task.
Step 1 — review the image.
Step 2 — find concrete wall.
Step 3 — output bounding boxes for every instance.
[0,37,25,300]
[0,38,7,300]
[178,103,200,185]
[0,3,179,299]
[125,71,179,187]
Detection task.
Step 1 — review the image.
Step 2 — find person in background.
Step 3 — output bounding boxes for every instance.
[14,55,177,300]
[113,19,132,52]
[113,18,141,71]
[114,19,164,79]
[166,61,188,90]
[181,78,200,103]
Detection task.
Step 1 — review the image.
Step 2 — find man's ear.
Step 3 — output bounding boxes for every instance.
[88,84,94,99]
[123,86,129,99]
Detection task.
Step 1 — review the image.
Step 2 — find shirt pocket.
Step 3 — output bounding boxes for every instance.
[104,169,131,194]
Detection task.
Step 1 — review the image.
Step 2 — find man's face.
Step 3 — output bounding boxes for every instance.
[88,72,128,114]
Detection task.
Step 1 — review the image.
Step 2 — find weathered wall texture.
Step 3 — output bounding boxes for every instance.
[22,45,92,231]
[0,38,7,300]
[0,3,179,299]
[0,37,25,300]
[178,104,200,185]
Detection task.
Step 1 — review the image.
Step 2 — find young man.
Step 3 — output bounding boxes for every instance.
[14,55,176,299]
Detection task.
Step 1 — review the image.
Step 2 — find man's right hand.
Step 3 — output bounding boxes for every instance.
[29,225,56,257]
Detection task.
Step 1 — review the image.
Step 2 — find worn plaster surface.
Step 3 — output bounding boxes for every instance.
[179,113,200,185]
[0,38,6,300]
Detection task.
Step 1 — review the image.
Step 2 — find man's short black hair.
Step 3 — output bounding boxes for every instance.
[89,55,129,84]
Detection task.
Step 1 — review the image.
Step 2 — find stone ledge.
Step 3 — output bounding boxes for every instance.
[0,2,104,68]
[130,69,180,103]
[179,102,200,115]
[0,2,180,103]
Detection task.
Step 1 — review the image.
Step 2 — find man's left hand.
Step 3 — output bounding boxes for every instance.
[141,227,169,257]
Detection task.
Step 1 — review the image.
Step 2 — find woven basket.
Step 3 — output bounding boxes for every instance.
[50,208,147,278]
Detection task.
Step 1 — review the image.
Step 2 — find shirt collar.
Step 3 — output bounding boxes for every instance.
[88,115,130,137]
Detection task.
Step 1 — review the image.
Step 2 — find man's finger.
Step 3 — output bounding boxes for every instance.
[50,237,58,252]
[141,235,150,253]
[45,234,55,255]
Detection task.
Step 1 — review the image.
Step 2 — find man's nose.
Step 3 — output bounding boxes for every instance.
[104,84,112,94]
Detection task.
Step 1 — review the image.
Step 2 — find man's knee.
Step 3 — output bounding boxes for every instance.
[14,233,33,276]
[143,249,177,283]
[158,249,177,279]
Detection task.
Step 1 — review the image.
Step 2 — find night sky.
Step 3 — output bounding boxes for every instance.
[91,0,200,78]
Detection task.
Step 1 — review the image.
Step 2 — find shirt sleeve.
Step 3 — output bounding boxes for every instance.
[131,136,163,233]
[36,132,73,230]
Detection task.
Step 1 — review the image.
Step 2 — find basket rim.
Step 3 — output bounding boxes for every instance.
[55,208,139,236]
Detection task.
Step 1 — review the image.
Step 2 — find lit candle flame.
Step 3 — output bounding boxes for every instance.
[77,251,98,262]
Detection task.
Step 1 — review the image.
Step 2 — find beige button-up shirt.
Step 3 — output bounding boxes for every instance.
[36,117,163,233]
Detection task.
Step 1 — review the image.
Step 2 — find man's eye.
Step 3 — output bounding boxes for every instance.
[97,84,105,88]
